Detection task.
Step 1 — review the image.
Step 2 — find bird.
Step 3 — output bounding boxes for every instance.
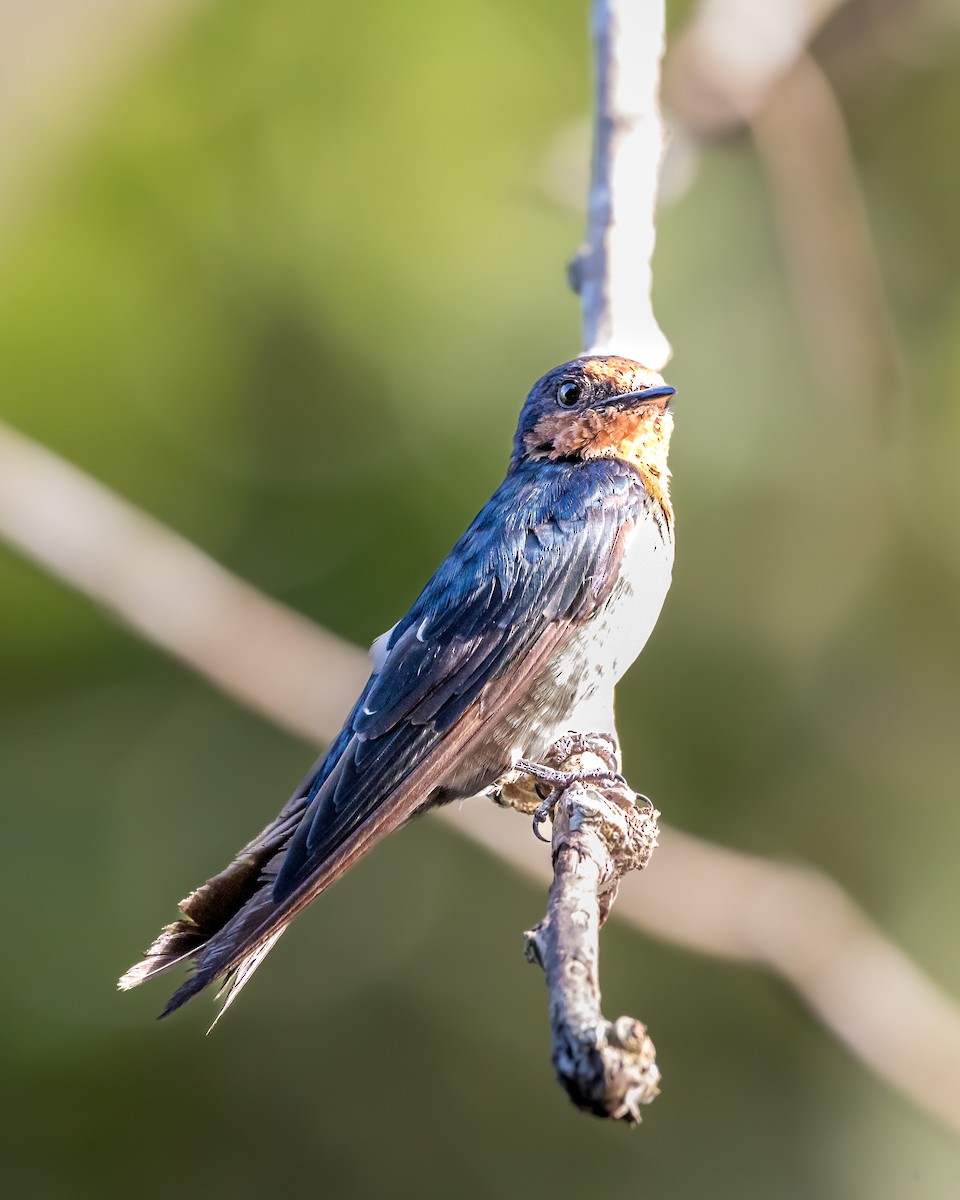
[118,353,676,1019]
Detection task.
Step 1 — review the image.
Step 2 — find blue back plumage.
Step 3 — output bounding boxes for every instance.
[274,455,649,897]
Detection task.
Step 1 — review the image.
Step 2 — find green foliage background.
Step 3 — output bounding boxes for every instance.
[2,1,960,1196]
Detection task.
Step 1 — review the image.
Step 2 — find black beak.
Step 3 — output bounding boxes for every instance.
[601,385,676,410]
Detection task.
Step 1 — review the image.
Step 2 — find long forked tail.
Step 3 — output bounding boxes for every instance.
[117,796,307,1016]
[117,759,437,1021]
[119,660,509,1020]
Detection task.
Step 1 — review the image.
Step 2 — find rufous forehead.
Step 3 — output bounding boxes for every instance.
[580,356,662,391]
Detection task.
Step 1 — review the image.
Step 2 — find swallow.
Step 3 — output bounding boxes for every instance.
[119,354,676,1018]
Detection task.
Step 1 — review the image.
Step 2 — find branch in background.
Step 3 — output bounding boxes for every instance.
[0,421,367,743]
[666,0,900,423]
[0,0,204,240]
[665,0,849,137]
[572,0,671,370]
[4,417,960,1134]
[737,11,960,598]
[752,53,901,426]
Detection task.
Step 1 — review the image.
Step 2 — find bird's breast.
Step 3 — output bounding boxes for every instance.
[550,500,674,698]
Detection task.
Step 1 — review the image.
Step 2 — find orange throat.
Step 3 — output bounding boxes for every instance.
[524,405,674,521]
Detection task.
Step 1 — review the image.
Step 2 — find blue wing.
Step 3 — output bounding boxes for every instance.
[273,455,646,892]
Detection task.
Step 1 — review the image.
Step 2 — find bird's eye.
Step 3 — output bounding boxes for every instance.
[556,380,582,408]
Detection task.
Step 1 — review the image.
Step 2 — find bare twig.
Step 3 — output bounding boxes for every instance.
[521,746,661,1123]
[456,804,960,1134]
[573,0,671,369]
[3,418,960,1132]
[508,0,677,1122]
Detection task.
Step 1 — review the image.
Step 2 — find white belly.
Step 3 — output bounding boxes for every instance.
[508,503,673,762]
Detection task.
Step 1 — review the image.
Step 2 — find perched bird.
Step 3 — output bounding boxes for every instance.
[119,354,676,1018]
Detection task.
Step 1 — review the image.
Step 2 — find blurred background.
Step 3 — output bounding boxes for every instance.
[2,0,960,1196]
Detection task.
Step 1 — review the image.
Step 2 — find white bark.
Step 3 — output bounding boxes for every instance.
[575,0,671,369]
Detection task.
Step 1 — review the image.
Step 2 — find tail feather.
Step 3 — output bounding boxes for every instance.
[120,652,509,1020]
[145,760,442,1020]
[207,927,288,1030]
[117,787,408,1021]
[155,800,410,1018]
[158,856,289,1017]
[117,801,306,994]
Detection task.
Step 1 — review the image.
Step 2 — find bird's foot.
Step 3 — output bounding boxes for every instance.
[517,733,627,843]
[545,731,622,775]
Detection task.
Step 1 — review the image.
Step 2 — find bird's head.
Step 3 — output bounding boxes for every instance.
[512,355,676,513]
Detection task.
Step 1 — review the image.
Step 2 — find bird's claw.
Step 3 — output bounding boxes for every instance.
[517,754,631,843]
[532,795,555,843]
